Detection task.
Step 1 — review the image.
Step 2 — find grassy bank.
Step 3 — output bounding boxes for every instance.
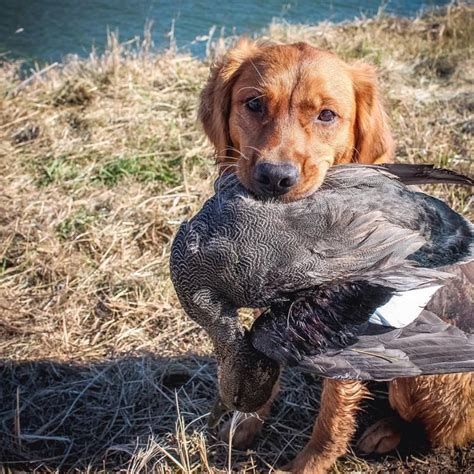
[0,3,473,472]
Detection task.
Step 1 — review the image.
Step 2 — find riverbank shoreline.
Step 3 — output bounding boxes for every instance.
[1,0,453,65]
[0,3,472,472]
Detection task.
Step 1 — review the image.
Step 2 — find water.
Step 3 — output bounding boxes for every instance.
[1,0,449,64]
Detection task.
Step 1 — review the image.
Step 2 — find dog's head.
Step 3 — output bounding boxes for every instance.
[199,40,394,200]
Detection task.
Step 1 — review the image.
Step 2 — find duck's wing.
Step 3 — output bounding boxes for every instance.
[251,260,474,381]
[294,310,474,381]
[266,211,451,295]
[269,188,472,296]
[251,309,474,382]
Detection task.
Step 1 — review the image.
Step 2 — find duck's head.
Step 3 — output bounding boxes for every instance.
[208,331,279,427]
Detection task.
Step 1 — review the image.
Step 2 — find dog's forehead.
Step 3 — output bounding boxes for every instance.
[234,45,354,106]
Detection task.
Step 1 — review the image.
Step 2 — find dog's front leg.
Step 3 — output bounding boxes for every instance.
[284,379,368,474]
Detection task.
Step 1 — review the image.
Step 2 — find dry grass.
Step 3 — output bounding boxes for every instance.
[0,3,473,472]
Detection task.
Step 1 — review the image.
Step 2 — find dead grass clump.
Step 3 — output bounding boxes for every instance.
[11,123,40,144]
[52,79,96,106]
[0,3,473,472]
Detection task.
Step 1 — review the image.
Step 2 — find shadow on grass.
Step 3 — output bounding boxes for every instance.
[0,354,221,471]
[1,356,467,473]
[0,355,326,472]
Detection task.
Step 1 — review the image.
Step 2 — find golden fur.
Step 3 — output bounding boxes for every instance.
[199,39,393,200]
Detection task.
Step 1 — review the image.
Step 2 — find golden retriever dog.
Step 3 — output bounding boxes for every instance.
[198,39,473,473]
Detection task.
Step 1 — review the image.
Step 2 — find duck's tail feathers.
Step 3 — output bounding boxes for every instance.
[377,163,473,186]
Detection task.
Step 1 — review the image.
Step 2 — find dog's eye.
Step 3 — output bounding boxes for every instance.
[317,109,336,122]
[245,97,264,113]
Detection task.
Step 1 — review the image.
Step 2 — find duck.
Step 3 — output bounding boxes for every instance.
[169,163,473,425]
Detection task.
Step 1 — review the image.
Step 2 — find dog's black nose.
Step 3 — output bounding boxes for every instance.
[254,162,299,196]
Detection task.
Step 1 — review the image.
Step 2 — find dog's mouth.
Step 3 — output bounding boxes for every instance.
[245,176,326,203]
[236,158,332,203]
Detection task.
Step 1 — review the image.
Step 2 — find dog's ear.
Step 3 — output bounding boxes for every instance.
[198,38,260,159]
[350,63,394,164]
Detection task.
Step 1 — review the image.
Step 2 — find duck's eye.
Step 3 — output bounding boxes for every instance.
[245,97,264,113]
[317,109,336,122]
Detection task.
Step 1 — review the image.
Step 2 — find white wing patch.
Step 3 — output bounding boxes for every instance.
[369,285,443,328]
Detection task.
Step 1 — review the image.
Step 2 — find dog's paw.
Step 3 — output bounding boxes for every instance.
[218,414,264,450]
[278,454,332,474]
[275,466,292,474]
[357,416,403,454]
[276,459,293,472]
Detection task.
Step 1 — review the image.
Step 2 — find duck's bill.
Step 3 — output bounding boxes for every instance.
[207,397,230,428]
